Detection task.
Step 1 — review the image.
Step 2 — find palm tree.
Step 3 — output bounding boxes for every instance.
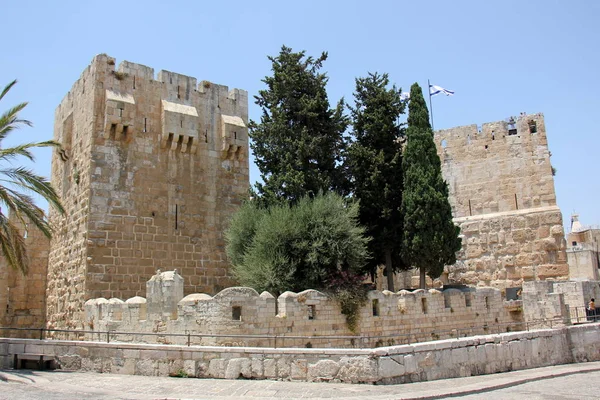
[0,80,64,274]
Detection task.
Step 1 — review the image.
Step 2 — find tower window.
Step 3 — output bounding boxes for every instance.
[528,120,537,133]
[372,299,380,316]
[308,305,316,320]
[232,306,241,321]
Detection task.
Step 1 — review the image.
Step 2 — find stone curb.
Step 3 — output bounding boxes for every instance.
[398,363,600,400]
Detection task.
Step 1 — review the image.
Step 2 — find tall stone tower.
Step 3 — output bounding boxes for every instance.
[434,113,568,290]
[46,55,249,329]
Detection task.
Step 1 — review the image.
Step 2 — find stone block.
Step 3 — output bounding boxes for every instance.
[264,358,277,378]
[537,264,569,279]
[251,357,264,379]
[337,356,378,383]
[224,358,251,379]
[378,356,405,379]
[291,358,308,380]
[307,359,340,381]
[207,358,226,378]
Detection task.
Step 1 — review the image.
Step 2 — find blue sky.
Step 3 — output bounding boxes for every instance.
[2,0,599,231]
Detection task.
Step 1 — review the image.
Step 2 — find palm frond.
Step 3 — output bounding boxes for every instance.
[0,141,61,163]
[0,212,29,274]
[0,79,65,274]
[0,80,17,102]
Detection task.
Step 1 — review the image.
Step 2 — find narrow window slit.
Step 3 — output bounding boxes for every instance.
[372,299,380,316]
[232,306,241,321]
[308,305,316,320]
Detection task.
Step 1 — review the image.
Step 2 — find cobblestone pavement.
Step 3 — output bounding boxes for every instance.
[0,362,599,400]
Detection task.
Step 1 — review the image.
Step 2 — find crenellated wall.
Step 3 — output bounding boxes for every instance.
[84,271,523,348]
[46,55,250,330]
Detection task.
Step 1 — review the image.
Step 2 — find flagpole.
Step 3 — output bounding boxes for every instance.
[427,79,434,131]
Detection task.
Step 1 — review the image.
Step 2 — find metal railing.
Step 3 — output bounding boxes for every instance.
[2,314,595,349]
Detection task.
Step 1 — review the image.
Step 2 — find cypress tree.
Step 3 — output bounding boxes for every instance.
[249,46,348,206]
[347,72,407,291]
[400,83,461,289]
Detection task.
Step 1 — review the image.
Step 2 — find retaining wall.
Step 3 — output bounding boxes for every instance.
[2,323,599,384]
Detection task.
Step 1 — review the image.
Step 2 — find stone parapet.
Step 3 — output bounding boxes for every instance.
[83,271,522,348]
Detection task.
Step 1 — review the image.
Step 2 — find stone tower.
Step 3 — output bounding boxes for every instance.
[434,113,568,290]
[45,55,249,329]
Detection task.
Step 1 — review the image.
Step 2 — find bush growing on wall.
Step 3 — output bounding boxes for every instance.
[225,192,370,296]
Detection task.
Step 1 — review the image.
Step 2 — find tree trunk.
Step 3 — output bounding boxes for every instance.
[385,249,394,292]
[419,267,426,289]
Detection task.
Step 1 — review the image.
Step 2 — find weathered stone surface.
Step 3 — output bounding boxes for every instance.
[337,357,378,383]
[308,359,340,381]
[378,356,405,378]
[207,359,227,378]
[57,355,82,370]
[291,359,308,380]
[224,358,251,379]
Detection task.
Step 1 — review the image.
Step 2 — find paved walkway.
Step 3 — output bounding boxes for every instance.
[1,361,599,399]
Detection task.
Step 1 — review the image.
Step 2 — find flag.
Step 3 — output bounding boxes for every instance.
[400,92,410,101]
[429,84,454,96]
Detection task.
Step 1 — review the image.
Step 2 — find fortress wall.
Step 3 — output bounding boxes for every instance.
[84,272,522,348]
[448,206,569,289]
[435,114,555,218]
[0,217,49,336]
[46,55,249,329]
[430,114,568,291]
[47,61,99,330]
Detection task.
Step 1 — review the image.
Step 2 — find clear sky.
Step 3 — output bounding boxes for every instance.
[2,0,599,231]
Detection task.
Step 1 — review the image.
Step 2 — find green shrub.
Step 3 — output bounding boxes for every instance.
[225,192,370,296]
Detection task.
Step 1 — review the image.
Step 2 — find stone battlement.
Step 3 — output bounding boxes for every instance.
[85,271,523,348]
[435,113,546,146]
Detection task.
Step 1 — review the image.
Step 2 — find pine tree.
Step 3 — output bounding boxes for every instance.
[249,46,348,206]
[400,83,461,289]
[347,72,407,291]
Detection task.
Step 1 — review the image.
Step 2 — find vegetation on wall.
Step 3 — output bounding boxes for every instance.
[225,192,369,295]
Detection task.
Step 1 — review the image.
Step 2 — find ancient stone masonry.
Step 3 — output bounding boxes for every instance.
[433,114,568,291]
[522,280,600,328]
[0,217,49,337]
[46,55,249,330]
[85,271,523,348]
